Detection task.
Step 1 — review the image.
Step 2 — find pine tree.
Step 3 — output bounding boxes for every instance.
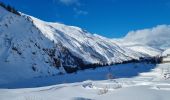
[0,2,20,16]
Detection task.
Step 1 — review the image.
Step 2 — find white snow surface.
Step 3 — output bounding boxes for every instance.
[162,48,170,62]
[162,48,170,56]
[30,16,143,64]
[1,63,170,100]
[113,39,162,57]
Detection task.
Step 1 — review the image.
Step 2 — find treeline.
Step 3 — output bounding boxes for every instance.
[63,56,163,73]
[0,1,21,16]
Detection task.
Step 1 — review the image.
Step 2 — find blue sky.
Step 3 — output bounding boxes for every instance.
[2,0,170,38]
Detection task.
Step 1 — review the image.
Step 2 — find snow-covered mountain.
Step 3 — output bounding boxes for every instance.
[0,6,151,84]
[113,42,162,57]
[113,25,170,57]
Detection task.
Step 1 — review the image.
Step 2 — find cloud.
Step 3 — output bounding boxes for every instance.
[73,8,88,15]
[123,25,170,48]
[53,0,87,18]
[58,0,80,6]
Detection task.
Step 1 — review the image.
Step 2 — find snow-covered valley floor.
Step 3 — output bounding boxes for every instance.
[0,63,170,100]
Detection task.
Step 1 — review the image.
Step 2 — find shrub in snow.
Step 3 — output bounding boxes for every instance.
[11,46,22,55]
[32,64,37,72]
[82,82,93,88]
[112,83,122,89]
[73,97,93,100]
[106,73,115,79]
[161,68,170,80]
[97,86,109,95]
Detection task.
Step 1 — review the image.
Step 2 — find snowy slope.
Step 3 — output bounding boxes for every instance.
[162,48,170,62]
[113,25,170,57]
[0,6,149,84]
[114,40,162,57]
[30,16,144,64]
[0,6,63,84]
[162,48,170,56]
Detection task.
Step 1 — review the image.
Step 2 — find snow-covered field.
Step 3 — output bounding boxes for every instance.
[0,62,170,100]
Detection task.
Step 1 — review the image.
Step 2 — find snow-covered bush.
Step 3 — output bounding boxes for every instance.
[161,68,170,80]
[97,86,109,95]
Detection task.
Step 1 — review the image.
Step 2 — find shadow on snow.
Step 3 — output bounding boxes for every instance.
[0,62,157,89]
